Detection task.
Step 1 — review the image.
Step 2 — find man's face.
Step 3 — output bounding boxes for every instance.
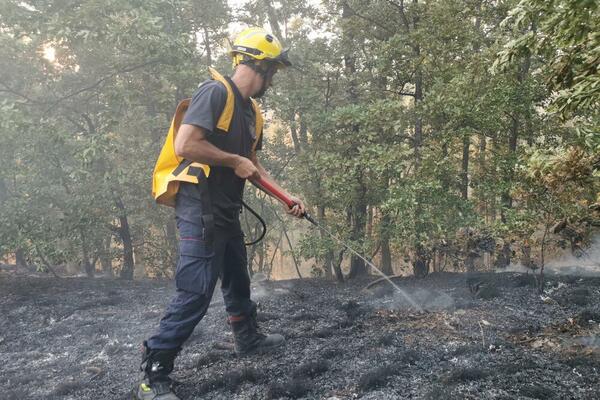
[252,62,279,98]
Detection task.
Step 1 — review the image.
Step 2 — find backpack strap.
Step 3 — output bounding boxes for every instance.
[250,98,264,152]
[208,67,235,132]
[210,67,264,151]
[153,68,266,207]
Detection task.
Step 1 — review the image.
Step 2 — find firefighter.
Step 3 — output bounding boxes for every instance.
[136,27,305,400]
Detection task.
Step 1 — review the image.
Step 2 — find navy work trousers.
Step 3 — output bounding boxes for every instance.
[146,186,254,350]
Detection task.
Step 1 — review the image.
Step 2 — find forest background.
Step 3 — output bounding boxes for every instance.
[0,0,598,281]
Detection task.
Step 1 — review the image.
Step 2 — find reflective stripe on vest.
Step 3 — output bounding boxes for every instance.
[151,67,264,207]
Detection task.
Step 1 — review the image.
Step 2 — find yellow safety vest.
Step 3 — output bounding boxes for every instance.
[152,67,264,207]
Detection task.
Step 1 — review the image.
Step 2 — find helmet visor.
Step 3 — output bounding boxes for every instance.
[271,49,292,67]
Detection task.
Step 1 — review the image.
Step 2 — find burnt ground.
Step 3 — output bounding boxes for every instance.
[1,271,600,400]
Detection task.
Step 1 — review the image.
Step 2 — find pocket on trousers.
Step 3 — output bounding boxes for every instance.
[175,238,215,295]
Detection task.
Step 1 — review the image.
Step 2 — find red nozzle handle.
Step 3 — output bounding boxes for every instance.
[253,177,317,225]
[254,177,296,208]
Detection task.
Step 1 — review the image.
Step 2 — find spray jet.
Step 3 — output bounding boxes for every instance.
[253,177,422,312]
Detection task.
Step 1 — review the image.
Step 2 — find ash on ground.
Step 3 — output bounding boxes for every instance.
[1,271,599,399]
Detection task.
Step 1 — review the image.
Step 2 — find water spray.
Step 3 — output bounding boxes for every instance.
[254,177,423,312]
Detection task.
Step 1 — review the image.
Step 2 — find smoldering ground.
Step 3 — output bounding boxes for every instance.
[1,271,599,399]
[502,235,600,278]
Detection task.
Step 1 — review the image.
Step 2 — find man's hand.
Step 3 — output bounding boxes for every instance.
[286,196,306,218]
[234,156,260,180]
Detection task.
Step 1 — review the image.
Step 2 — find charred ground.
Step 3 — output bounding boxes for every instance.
[1,271,599,400]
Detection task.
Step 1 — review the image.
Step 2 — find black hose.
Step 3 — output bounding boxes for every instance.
[242,200,267,246]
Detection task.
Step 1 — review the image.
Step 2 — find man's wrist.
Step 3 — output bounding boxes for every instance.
[226,154,243,169]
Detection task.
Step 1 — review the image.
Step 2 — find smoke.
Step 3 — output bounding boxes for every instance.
[251,282,271,300]
[545,234,600,275]
[371,288,456,312]
[502,234,600,277]
[250,279,292,300]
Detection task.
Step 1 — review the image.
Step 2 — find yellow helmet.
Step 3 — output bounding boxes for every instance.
[230,27,291,68]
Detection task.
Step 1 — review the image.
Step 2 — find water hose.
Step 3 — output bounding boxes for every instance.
[241,200,267,246]
[252,176,423,310]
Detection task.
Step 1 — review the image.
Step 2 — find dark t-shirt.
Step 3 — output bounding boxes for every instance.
[177,78,262,229]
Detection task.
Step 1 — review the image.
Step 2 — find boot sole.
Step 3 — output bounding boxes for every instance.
[132,383,181,400]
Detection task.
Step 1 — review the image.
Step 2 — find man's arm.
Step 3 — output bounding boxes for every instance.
[250,152,306,218]
[175,124,260,180]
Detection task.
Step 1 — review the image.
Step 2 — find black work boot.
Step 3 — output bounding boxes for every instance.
[229,309,285,355]
[134,342,181,400]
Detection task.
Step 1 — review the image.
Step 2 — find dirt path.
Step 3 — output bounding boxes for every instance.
[1,272,599,399]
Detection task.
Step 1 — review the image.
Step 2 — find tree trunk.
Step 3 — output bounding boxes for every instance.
[100,236,113,277]
[366,206,373,239]
[478,133,487,219]
[134,233,146,277]
[538,217,550,294]
[282,225,303,279]
[413,244,429,277]
[343,2,367,279]
[525,114,533,146]
[318,205,333,279]
[15,248,29,270]
[465,253,477,273]
[34,245,60,278]
[501,116,518,222]
[381,236,393,276]
[380,213,393,276]
[461,134,470,199]
[490,137,498,222]
[412,35,428,277]
[501,55,531,222]
[324,249,334,279]
[342,3,358,101]
[298,118,309,149]
[348,178,368,278]
[263,0,283,42]
[0,177,6,203]
[333,249,345,282]
[80,228,94,278]
[248,243,257,276]
[495,241,511,269]
[269,232,283,275]
[414,61,423,165]
[441,141,449,192]
[289,115,302,154]
[412,0,422,104]
[115,197,135,280]
[257,241,265,274]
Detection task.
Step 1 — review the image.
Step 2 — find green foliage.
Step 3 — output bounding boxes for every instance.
[0,0,229,275]
[494,0,599,141]
[0,0,596,278]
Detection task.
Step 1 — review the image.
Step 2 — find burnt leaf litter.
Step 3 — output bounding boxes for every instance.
[1,271,600,399]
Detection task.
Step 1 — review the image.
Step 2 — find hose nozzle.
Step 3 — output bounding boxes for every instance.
[303,212,317,225]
